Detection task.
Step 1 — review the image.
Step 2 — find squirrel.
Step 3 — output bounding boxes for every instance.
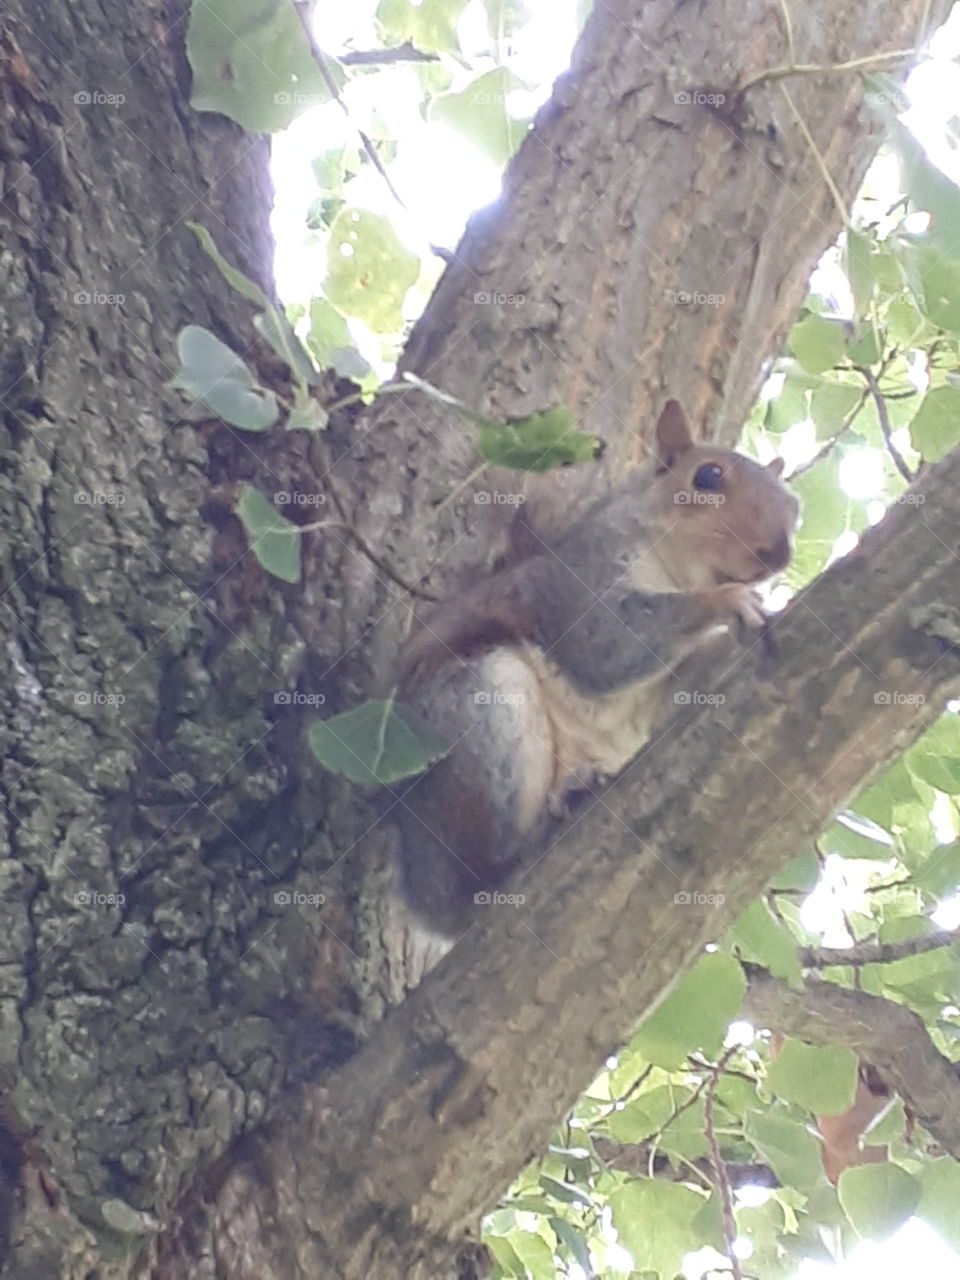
[393,400,800,939]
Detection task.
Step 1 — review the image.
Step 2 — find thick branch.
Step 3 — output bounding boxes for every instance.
[744,971,960,1161]
[249,445,960,1277]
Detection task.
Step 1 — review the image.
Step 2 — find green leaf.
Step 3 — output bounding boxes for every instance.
[769,848,820,893]
[838,1163,920,1241]
[729,900,803,985]
[609,1180,705,1277]
[188,222,270,307]
[376,0,470,54]
[307,298,373,381]
[764,367,810,434]
[325,208,420,334]
[882,110,960,257]
[187,0,342,133]
[914,841,960,898]
[634,952,746,1068]
[236,487,301,583]
[766,1041,859,1116]
[844,229,876,315]
[253,308,319,387]
[171,326,278,431]
[482,0,531,38]
[506,1226,555,1277]
[430,68,529,167]
[896,237,960,335]
[285,385,329,432]
[485,1233,526,1278]
[855,757,923,829]
[885,298,929,346]
[789,314,848,375]
[549,1217,593,1273]
[821,810,894,859]
[809,381,862,438]
[538,1175,592,1207]
[789,453,850,580]
[919,1157,960,1250]
[908,385,960,463]
[308,698,450,786]
[906,714,960,794]
[479,406,601,473]
[744,1108,825,1191]
[606,1084,686,1144]
[846,321,882,367]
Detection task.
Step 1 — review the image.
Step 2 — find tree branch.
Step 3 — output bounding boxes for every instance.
[743,970,960,1161]
[802,928,960,968]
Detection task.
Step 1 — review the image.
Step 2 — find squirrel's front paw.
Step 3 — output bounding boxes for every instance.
[703,582,767,630]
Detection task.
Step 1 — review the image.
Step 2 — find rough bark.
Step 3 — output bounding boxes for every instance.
[0,0,951,1276]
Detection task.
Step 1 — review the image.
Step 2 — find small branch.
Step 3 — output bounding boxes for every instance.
[855,364,915,482]
[789,385,868,478]
[743,972,960,1162]
[339,42,439,66]
[705,1048,743,1280]
[802,927,960,967]
[780,84,851,229]
[739,47,921,94]
[777,0,796,66]
[293,3,408,213]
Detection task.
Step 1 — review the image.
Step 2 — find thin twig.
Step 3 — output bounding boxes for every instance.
[739,48,921,94]
[339,42,438,66]
[777,0,796,66]
[855,364,915,482]
[802,927,960,968]
[293,2,408,212]
[780,84,851,229]
[705,1048,744,1280]
[788,385,868,479]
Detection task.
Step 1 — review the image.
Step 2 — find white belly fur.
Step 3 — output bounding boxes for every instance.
[513,642,661,802]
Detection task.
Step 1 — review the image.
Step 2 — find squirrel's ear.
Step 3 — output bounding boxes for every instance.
[654,399,694,471]
[766,456,786,479]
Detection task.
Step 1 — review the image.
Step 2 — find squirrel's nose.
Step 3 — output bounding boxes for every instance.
[757,532,791,573]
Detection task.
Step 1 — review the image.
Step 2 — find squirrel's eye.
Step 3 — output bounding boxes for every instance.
[693,463,724,492]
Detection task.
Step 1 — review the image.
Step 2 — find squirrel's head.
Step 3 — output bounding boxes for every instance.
[649,400,800,589]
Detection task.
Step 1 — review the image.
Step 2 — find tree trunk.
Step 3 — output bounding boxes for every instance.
[0,0,951,1276]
